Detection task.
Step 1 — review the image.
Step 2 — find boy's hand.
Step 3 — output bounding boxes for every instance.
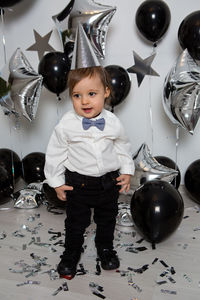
[55,184,73,201]
[116,174,131,193]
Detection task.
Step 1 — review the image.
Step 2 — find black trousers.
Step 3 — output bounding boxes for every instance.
[64,169,120,252]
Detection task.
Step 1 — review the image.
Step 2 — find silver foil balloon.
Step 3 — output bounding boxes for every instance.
[9,48,43,121]
[163,49,200,134]
[116,202,134,227]
[52,0,116,59]
[71,23,100,70]
[131,143,178,191]
[14,188,42,209]
[0,64,17,116]
[27,182,44,192]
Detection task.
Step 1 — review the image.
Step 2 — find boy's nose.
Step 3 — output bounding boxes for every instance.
[81,96,89,105]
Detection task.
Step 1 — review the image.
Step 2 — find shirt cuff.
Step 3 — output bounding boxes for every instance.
[45,176,65,188]
[119,164,135,175]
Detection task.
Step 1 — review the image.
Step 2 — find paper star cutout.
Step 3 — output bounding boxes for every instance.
[52,0,116,59]
[26,30,55,61]
[127,51,159,87]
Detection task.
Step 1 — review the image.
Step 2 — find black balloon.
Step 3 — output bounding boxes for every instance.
[135,0,171,44]
[0,165,13,203]
[178,11,200,61]
[43,183,66,208]
[0,148,22,183]
[154,156,181,189]
[0,0,23,7]
[105,65,131,108]
[131,180,184,244]
[38,51,71,97]
[22,152,45,184]
[184,159,200,203]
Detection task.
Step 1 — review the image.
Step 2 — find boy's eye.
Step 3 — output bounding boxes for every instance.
[73,93,80,98]
[89,92,96,96]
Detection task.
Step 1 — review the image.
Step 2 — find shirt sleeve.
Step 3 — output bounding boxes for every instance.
[44,124,68,188]
[114,119,135,175]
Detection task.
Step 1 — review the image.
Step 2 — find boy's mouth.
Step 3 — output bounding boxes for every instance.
[83,108,92,113]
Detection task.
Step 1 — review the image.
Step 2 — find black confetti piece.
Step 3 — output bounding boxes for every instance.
[92,291,106,299]
[152,257,158,264]
[136,238,144,244]
[160,260,169,268]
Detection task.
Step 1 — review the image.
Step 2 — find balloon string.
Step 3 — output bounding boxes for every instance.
[8,117,15,189]
[56,97,61,124]
[0,8,7,64]
[175,126,180,188]
[148,78,153,153]
[147,45,157,154]
[14,117,25,185]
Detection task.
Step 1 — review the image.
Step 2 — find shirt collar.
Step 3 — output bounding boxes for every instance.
[74,108,106,121]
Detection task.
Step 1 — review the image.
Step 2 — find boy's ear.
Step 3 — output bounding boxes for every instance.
[105,87,110,98]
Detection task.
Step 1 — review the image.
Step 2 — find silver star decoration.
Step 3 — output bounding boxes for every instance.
[52,0,116,59]
[26,30,55,61]
[127,51,159,87]
[131,143,178,191]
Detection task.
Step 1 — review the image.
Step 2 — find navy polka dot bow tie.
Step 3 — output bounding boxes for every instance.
[82,117,105,131]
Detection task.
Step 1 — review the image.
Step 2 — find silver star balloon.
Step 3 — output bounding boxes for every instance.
[9,48,43,121]
[14,188,42,209]
[52,0,116,59]
[131,143,178,191]
[163,49,200,134]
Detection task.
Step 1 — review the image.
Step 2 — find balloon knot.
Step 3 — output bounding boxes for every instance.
[57,94,61,101]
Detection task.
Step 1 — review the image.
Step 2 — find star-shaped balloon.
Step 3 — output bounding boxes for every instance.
[127,50,159,86]
[9,48,43,121]
[163,49,200,135]
[14,188,42,209]
[52,0,116,59]
[131,143,178,191]
[26,30,55,61]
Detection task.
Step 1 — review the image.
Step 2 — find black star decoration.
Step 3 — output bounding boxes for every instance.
[127,51,159,87]
[26,30,56,61]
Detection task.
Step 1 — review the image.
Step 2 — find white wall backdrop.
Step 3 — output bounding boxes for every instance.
[0,0,200,183]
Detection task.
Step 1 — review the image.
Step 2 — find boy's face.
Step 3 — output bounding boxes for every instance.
[71,73,110,119]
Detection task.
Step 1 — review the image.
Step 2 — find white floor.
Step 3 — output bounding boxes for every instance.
[0,185,200,300]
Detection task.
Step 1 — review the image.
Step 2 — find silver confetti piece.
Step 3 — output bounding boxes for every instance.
[161,289,177,295]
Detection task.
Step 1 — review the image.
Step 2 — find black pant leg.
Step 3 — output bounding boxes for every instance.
[94,187,119,250]
[64,190,91,251]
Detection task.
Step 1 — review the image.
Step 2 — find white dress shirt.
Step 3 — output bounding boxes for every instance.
[44,109,135,188]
